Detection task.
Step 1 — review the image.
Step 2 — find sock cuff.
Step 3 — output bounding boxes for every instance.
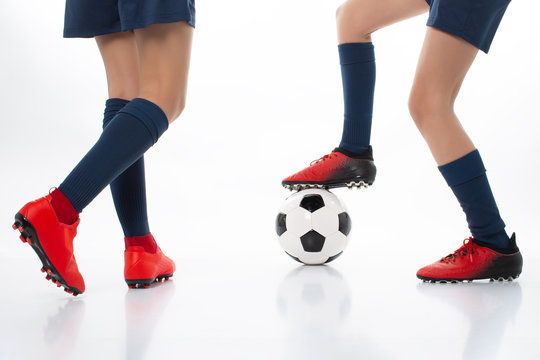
[338,42,375,65]
[118,98,169,144]
[438,149,486,187]
[103,98,130,128]
[125,233,157,254]
[50,187,79,224]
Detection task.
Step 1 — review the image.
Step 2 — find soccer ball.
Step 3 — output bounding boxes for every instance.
[275,189,351,265]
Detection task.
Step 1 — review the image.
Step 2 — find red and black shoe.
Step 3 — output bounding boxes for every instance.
[124,234,175,289]
[12,194,85,295]
[282,146,376,190]
[416,233,523,283]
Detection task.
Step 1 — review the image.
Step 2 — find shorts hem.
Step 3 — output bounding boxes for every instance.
[122,14,195,32]
[64,27,123,38]
[64,15,195,39]
[426,22,490,54]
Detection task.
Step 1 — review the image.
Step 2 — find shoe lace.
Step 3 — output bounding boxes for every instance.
[440,237,475,263]
[310,152,338,166]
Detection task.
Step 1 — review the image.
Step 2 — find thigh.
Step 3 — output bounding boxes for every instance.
[134,21,194,123]
[96,31,140,100]
[411,27,479,104]
[337,0,429,43]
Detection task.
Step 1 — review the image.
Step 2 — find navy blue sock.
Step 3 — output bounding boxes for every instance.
[103,99,150,237]
[59,98,168,214]
[439,150,510,249]
[338,42,376,155]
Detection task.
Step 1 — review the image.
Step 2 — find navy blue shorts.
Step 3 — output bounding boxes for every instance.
[64,0,195,38]
[425,0,510,53]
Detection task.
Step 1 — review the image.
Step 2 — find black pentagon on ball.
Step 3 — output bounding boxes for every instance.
[338,212,351,236]
[300,230,326,252]
[275,213,287,236]
[300,194,325,213]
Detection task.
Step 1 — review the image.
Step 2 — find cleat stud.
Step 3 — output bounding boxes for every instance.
[45,275,51,280]
[19,235,27,243]
[12,224,17,230]
[57,283,61,287]
[143,286,150,289]
[40,267,46,273]
[18,226,24,232]
[46,269,52,275]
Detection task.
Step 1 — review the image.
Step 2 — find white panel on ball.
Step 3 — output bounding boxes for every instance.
[279,191,306,214]
[310,207,339,237]
[278,231,305,257]
[299,251,331,266]
[321,231,348,257]
[285,207,313,238]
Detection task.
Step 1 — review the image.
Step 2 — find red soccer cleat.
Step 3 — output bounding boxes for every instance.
[417,233,523,283]
[13,194,85,295]
[124,235,175,289]
[282,147,376,190]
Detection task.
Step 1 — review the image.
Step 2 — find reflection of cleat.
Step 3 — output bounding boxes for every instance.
[282,147,376,190]
[13,193,84,295]
[417,234,523,283]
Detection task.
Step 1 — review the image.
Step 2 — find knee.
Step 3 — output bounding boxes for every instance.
[408,85,453,132]
[336,2,373,43]
[138,90,186,123]
[155,95,186,123]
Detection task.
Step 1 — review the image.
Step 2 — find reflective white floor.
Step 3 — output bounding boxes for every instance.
[1,255,538,360]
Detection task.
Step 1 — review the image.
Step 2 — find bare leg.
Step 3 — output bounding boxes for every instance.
[134,22,194,123]
[336,0,429,43]
[409,27,479,165]
[96,32,140,100]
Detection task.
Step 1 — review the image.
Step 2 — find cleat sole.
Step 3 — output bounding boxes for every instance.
[418,274,520,283]
[283,180,373,192]
[12,212,83,296]
[125,273,174,289]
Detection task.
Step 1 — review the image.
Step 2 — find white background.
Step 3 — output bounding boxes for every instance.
[1,1,539,359]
